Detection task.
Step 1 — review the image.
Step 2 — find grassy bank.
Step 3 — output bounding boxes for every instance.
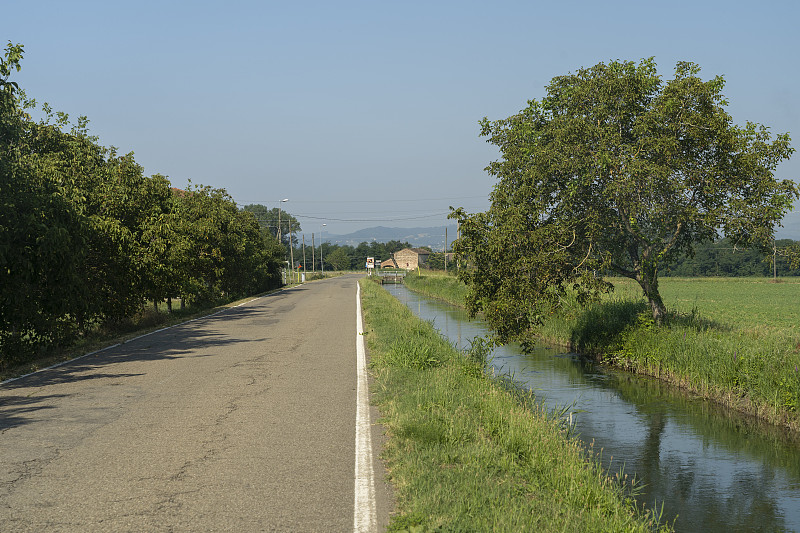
[402,270,468,306]
[360,278,668,532]
[404,272,800,432]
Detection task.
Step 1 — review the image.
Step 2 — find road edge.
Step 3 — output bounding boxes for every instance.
[354,281,378,532]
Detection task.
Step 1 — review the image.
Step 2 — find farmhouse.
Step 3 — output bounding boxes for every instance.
[393,248,430,270]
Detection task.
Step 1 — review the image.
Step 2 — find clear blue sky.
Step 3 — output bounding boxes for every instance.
[5,0,799,237]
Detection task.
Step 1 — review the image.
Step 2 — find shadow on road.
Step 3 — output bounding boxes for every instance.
[0,299,275,431]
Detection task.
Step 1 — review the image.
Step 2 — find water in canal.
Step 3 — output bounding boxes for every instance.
[385,284,800,532]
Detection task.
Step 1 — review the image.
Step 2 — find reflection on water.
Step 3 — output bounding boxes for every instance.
[386,284,800,533]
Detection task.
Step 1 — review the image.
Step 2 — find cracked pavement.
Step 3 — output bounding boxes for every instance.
[0,275,390,532]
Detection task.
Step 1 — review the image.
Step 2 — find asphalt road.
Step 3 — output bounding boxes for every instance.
[0,274,390,532]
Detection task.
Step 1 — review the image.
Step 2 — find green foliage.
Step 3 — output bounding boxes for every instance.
[786,243,800,270]
[170,185,282,303]
[465,335,492,368]
[0,41,23,114]
[452,58,798,342]
[242,203,301,258]
[325,246,351,271]
[423,251,446,270]
[665,238,800,277]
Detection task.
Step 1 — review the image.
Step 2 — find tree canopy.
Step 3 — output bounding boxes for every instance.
[242,204,301,246]
[451,58,797,343]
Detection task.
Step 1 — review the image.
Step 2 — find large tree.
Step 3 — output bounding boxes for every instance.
[326,247,351,271]
[452,59,797,342]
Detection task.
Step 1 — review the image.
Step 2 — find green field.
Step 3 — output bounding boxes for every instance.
[608,277,800,334]
[360,278,669,532]
[405,272,800,431]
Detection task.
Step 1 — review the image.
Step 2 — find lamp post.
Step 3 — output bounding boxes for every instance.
[277,198,289,246]
[321,223,327,275]
[277,198,289,283]
[289,221,295,284]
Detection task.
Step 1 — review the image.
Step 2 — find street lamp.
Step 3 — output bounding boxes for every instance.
[321,223,327,275]
[289,220,295,284]
[277,198,289,246]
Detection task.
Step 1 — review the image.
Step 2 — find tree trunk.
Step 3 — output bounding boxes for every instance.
[167,297,172,313]
[646,290,666,324]
[636,262,667,324]
[153,300,159,313]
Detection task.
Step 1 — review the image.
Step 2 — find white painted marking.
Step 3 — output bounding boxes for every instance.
[354,282,377,532]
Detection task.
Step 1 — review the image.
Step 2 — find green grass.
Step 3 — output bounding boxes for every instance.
[543,278,800,428]
[360,278,670,532]
[402,270,468,307]
[403,273,800,432]
[604,277,800,333]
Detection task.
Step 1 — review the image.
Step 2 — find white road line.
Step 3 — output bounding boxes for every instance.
[354,282,377,532]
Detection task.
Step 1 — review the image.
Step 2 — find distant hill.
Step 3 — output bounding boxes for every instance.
[301,225,458,250]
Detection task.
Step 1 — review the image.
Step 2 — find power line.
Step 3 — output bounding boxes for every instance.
[293,212,453,222]
[238,195,488,205]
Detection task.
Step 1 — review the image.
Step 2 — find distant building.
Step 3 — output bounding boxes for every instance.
[381,257,398,269]
[394,248,430,270]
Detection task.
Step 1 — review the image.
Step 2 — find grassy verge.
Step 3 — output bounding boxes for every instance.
[360,278,669,532]
[402,272,800,433]
[402,270,468,307]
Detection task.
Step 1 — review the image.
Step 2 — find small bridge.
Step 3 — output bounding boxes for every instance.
[376,271,406,284]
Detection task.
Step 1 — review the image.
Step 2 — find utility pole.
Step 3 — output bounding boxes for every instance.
[321,224,327,275]
[445,227,448,273]
[289,224,295,284]
[277,198,288,245]
[277,199,289,283]
[457,221,460,271]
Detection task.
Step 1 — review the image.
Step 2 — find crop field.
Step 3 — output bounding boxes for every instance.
[410,271,800,335]
[609,277,800,334]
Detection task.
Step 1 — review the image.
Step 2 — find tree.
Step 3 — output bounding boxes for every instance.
[0,41,23,117]
[426,252,445,270]
[326,247,351,271]
[242,204,301,246]
[452,59,797,343]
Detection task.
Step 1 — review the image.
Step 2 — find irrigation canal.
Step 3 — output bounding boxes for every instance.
[385,284,800,532]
